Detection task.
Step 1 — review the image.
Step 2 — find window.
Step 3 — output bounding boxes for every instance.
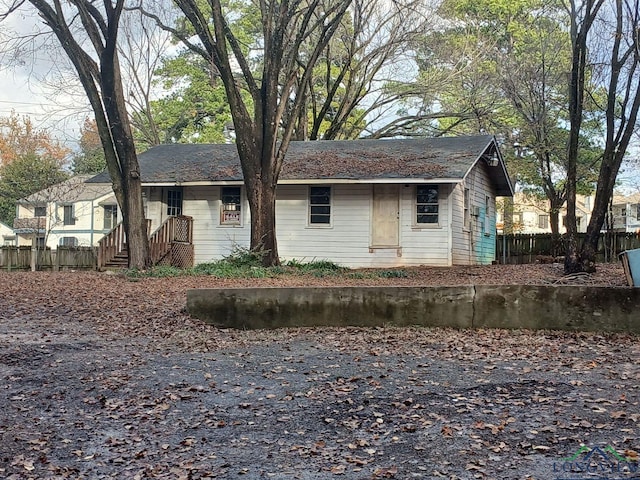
[463,188,470,229]
[484,195,491,235]
[636,204,640,221]
[35,236,45,249]
[538,214,549,229]
[34,206,46,217]
[416,185,438,224]
[60,237,78,247]
[63,205,75,225]
[309,186,331,225]
[220,186,242,225]
[103,205,118,230]
[167,189,183,216]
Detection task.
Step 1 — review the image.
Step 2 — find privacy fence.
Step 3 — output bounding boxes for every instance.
[0,246,97,271]
[496,232,640,264]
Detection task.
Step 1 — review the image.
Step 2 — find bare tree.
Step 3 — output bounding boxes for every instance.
[299,0,432,141]
[1,0,150,269]
[139,0,357,265]
[564,0,640,273]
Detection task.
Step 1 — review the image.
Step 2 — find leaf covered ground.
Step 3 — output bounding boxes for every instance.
[0,263,638,479]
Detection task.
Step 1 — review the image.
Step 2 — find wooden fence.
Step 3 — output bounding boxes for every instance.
[0,246,97,271]
[496,232,640,264]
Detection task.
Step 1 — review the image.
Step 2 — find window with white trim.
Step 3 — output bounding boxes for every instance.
[220,186,242,225]
[63,205,75,225]
[60,237,78,247]
[103,205,118,230]
[34,206,46,217]
[309,186,331,225]
[416,185,439,224]
[538,214,549,229]
[463,188,470,229]
[167,189,183,216]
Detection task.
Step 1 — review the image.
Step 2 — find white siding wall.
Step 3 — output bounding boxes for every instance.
[451,162,497,265]
[16,197,117,248]
[159,183,456,268]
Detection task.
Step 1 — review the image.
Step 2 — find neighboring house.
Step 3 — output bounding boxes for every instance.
[608,193,640,233]
[13,175,117,249]
[0,220,15,246]
[496,192,594,234]
[89,135,513,268]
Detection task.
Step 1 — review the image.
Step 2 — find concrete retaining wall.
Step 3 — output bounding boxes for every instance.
[186,286,640,333]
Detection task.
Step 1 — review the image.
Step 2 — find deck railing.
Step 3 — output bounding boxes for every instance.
[97,216,193,268]
[149,216,193,266]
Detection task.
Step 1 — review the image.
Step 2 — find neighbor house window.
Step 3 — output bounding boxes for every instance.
[309,186,331,225]
[60,237,78,247]
[35,236,45,248]
[220,186,242,225]
[103,205,118,230]
[167,189,183,216]
[636,204,640,221]
[416,185,439,224]
[538,214,549,229]
[63,205,75,225]
[34,206,46,217]
[463,188,470,229]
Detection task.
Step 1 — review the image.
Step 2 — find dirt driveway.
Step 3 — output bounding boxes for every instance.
[0,266,638,479]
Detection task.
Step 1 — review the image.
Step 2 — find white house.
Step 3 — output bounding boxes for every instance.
[608,193,640,233]
[496,192,594,234]
[14,175,117,249]
[0,220,15,245]
[90,136,513,268]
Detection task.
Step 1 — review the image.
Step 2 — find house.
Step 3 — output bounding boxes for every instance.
[496,192,594,234]
[0,220,15,245]
[13,175,118,249]
[608,193,640,233]
[90,136,513,268]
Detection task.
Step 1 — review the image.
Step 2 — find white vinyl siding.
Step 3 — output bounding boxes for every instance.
[147,177,497,268]
[451,162,497,265]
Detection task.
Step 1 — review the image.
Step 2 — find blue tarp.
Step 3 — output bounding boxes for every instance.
[621,248,640,287]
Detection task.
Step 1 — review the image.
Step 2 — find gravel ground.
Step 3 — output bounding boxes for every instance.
[0,264,638,479]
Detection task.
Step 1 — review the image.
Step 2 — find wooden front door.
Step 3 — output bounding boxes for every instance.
[371,185,400,247]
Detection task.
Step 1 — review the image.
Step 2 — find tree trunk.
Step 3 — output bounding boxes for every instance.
[245,178,279,266]
[548,197,563,258]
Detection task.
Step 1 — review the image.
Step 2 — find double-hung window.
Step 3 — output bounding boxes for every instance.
[220,186,242,225]
[63,205,75,225]
[167,189,183,216]
[309,186,331,225]
[416,185,439,224]
[34,206,46,217]
[103,205,118,230]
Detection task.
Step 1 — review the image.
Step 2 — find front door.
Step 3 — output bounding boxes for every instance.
[371,185,399,247]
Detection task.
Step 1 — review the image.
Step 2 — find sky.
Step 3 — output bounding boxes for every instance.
[0,6,91,152]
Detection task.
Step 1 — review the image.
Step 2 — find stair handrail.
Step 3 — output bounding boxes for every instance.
[148,215,193,265]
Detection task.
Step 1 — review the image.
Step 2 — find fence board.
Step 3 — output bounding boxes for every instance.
[0,246,97,271]
[496,232,640,264]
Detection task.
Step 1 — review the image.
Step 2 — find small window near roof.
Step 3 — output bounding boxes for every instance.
[416,185,439,224]
[34,206,46,217]
[309,186,331,225]
[220,186,242,225]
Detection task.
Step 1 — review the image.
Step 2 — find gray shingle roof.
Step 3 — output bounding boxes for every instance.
[89,136,513,195]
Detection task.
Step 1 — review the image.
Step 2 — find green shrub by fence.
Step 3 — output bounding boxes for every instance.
[496,232,640,264]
